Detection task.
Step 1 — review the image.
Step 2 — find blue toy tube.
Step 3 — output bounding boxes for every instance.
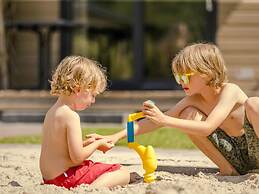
[127,121,134,142]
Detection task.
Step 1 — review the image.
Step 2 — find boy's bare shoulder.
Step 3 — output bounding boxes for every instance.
[222,83,247,96]
[223,83,241,90]
[47,105,80,123]
[223,83,248,100]
[59,106,79,121]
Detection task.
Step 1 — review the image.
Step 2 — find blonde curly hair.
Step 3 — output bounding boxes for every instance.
[172,43,228,88]
[50,56,107,96]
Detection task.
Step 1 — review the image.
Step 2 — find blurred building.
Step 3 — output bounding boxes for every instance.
[2,0,259,91]
[3,0,216,90]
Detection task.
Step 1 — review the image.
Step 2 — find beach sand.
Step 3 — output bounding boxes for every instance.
[0,144,259,194]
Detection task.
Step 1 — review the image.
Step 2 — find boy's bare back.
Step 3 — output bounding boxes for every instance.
[40,103,77,180]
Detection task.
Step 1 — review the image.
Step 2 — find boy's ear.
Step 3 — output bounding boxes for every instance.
[201,74,213,85]
[200,73,211,80]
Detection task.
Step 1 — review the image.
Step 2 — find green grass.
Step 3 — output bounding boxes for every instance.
[0,128,196,149]
[0,135,41,144]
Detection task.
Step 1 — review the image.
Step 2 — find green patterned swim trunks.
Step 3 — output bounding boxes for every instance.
[243,113,259,173]
[208,114,259,174]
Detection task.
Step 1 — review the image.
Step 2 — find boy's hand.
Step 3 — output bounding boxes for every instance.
[85,133,105,140]
[82,137,95,147]
[97,138,114,153]
[142,100,166,125]
[86,133,119,145]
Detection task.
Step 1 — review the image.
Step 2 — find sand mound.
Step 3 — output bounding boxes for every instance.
[0,144,258,194]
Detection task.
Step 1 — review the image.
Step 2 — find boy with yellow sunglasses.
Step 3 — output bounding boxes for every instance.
[87,43,259,176]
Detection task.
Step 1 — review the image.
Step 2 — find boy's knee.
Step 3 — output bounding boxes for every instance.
[119,166,130,182]
[245,97,259,114]
[119,166,130,175]
[179,106,196,119]
[119,166,128,171]
[179,106,206,121]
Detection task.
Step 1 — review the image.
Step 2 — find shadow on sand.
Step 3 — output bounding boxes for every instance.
[157,165,257,184]
[157,165,219,175]
[125,163,257,184]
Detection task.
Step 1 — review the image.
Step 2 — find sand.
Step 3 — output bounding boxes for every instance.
[0,144,259,194]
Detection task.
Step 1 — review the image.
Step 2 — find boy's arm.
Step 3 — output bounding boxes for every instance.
[133,97,192,136]
[86,113,172,143]
[82,137,95,147]
[144,84,244,136]
[86,129,127,145]
[86,97,190,143]
[65,111,111,165]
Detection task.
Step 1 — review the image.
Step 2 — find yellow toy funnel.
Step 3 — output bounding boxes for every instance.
[127,111,157,183]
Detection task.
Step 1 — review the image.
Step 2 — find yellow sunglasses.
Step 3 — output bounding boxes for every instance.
[173,73,194,85]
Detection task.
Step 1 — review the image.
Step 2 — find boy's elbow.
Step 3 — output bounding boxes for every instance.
[203,127,215,137]
[71,155,84,165]
[202,130,212,137]
[201,122,215,137]
[195,129,210,137]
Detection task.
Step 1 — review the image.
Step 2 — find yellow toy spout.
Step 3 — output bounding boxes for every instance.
[128,142,157,183]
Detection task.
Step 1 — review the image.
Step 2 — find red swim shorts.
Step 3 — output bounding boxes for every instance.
[43,160,121,189]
